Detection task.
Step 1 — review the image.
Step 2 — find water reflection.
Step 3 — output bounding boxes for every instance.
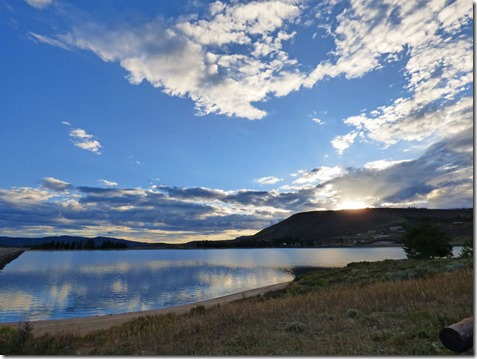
[0,247,461,322]
[0,250,296,322]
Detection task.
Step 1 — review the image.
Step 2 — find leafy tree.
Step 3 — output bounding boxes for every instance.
[401,219,453,259]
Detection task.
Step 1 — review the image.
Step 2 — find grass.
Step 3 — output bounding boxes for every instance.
[0,257,473,355]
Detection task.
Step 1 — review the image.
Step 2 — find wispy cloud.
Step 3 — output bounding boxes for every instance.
[25,0,53,10]
[254,176,283,185]
[29,32,71,51]
[311,117,324,125]
[363,159,412,171]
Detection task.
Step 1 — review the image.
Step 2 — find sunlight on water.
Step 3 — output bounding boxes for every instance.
[0,247,462,322]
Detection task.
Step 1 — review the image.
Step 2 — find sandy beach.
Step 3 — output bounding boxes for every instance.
[0,281,291,337]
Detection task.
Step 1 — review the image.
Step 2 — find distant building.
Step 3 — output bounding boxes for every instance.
[389,226,403,231]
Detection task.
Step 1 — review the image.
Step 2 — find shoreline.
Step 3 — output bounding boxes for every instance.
[0,281,291,337]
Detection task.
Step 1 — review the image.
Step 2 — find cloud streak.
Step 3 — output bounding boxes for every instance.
[255,176,283,185]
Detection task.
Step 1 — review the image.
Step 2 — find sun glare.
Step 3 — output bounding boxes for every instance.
[337,200,368,210]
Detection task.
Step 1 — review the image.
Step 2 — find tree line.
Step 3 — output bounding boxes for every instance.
[194,236,315,248]
[31,239,128,250]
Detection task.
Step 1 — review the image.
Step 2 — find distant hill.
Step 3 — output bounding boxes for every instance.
[232,208,473,247]
[0,235,156,249]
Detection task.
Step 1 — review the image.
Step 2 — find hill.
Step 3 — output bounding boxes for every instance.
[233,208,472,247]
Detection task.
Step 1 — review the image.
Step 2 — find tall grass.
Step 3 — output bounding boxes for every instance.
[0,258,472,355]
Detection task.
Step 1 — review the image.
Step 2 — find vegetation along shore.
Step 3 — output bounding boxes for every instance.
[0,256,472,355]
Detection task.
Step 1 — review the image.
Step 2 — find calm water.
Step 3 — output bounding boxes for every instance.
[0,247,461,322]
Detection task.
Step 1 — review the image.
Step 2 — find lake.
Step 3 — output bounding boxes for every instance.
[0,247,462,323]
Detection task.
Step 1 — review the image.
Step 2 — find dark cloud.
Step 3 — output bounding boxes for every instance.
[383,182,435,203]
[157,185,226,200]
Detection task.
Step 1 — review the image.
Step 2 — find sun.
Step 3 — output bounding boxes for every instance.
[337,200,368,210]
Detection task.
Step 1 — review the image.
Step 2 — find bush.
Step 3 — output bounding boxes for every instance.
[459,239,473,258]
[345,308,359,318]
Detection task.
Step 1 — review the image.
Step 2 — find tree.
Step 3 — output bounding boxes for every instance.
[401,219,453,259]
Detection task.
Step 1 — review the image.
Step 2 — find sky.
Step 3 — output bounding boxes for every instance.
[0,0,473,243]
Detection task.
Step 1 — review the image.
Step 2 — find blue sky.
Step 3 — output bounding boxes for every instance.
[0,0,473,243]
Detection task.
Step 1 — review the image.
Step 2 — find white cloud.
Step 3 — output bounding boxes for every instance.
[305,0,461,85]
[331,131,358,155]
[99,179,118,187]
[311,117,324,125]
[0,187,56,206]
[254,176,283,185]
[68,127,102,155]
[25,0,52,9]
[177,1,301,46]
